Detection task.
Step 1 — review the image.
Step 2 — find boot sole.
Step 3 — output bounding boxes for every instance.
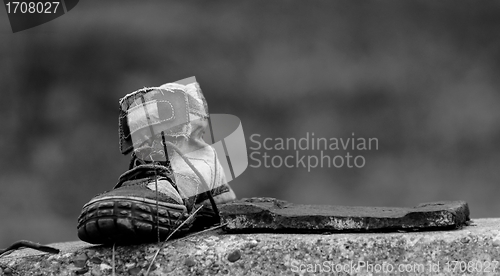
[77,196,190,244]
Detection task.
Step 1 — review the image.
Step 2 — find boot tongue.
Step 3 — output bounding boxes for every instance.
[133,140,168,163]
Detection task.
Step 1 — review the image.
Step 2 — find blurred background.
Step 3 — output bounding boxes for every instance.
[1,1,500,245]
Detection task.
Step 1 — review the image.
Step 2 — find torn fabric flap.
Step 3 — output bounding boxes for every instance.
[118,77,209,155]
[127,88,190,149]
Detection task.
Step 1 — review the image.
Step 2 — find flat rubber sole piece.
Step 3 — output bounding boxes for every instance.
[77,197,190,244]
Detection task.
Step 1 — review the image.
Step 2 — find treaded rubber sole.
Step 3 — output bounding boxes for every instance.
[77,197,190,244]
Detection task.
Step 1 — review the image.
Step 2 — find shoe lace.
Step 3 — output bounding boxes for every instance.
[115,132,221,224]
[0,240,59,258]
[115,159,174,189]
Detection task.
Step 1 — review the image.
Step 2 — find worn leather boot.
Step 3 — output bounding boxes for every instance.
[77,77,236,244]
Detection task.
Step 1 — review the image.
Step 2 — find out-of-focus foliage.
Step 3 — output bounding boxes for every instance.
[1,1,499,244]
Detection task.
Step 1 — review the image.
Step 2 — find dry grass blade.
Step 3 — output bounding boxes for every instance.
[174,222,228,243]
[154,163,160,243]
[164,141,219,217]
[112,243,116,276]
[145,205,205,276]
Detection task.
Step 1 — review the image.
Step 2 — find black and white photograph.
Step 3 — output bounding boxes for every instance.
[1,1,499,275]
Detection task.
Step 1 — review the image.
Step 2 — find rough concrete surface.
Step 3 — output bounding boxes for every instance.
[1,218,499,276]
[220,198,470,233]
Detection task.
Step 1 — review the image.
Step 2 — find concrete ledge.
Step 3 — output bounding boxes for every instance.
[1,218,499,275]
